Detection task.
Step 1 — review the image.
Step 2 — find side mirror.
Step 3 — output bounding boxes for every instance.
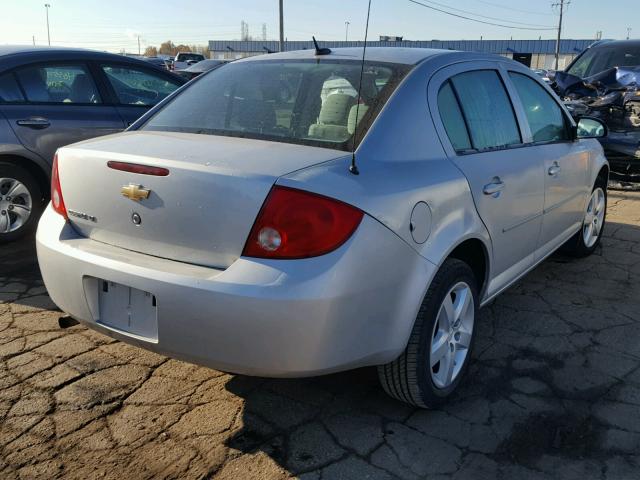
[575,116,608,139]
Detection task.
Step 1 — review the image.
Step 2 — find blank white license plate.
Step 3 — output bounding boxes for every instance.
[97,280,158,341]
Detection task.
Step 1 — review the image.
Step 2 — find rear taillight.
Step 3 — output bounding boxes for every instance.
[51,153,68,220]
[242,186,363,259]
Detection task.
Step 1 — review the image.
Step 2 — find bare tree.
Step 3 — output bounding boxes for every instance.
[144,46,158,57]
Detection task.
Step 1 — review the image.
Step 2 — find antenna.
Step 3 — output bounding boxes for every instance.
[312,36,331,55]
[349,0,372,175]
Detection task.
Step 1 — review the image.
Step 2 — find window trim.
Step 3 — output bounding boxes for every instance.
[505,69,573,146]
[437,68,525,155]
[7,61,104,106]
[97,62,183,108]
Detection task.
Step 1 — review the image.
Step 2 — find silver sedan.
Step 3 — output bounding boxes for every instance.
[37,47,609,407]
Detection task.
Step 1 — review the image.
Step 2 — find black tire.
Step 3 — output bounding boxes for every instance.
[377,258,478,408]
[0,162,45,244]
[561,179,607,258]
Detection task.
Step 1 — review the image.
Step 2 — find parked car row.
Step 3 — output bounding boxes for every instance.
[0,46,186,242]
[36,46,609,407]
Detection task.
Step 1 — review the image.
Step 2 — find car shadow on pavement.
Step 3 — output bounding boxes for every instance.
[222,217,640,478]
[0,236,58,312]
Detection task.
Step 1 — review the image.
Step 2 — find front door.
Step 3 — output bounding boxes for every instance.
[505,70,590,254]
[431,64,546,297]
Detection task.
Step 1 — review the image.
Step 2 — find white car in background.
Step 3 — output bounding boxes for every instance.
[172,52,205,71]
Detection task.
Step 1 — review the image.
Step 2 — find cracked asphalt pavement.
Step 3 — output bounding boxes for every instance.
[1,191,640,479]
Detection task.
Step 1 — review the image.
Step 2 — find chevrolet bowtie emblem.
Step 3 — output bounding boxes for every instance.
[121,184,151,201]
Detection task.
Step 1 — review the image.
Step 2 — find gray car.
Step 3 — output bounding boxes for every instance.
[0,46,185,242]
[37,48,608,407]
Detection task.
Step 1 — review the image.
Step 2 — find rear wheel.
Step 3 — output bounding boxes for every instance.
[0,162,44,243]
[561,181,607,257]
[378,258,478,408]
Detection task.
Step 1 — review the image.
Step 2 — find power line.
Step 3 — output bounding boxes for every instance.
[407,0,557,30]
[473,0,554,16]
[414,0,555,28]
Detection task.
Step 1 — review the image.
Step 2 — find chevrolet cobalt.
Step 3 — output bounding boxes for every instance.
[37,48,609,407]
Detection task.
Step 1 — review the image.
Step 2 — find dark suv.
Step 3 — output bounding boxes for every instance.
[0,46,185,242]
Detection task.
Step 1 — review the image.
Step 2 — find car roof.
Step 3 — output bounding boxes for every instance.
[591,39,640,49]
[237,47,454,65]
[0,45,179,75]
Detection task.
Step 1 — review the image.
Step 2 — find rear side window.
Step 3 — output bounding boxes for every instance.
[437,81,471,151]
[0,73,24,102]
[15,64,101,103]
[446,70,521,151]
[508,72,568,143]
[101,65,181,106]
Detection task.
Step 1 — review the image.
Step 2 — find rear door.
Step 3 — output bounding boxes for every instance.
[505,70,590,254]
[0,62,124,164]
[430,62,546,297]
[96,63,183,127]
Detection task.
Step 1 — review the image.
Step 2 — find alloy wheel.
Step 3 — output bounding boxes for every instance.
[583,187,605,248]
[0,178,32,233]
[430,281,474,389]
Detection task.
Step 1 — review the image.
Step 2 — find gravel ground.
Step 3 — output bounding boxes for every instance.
[1,191,640,480]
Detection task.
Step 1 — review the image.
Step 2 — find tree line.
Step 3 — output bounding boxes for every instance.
[143,41,209,58]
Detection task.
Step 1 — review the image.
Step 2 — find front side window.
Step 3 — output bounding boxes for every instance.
[0,73,24,102]
[15,64,101,104]
[102,65,181,106]
[448,70,521,151]
[509,72,568,143]
[142,59,411,151]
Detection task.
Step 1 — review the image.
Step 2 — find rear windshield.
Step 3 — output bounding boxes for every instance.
[177,53,204,62]
[567,44,640,78]
[142,59,411,151]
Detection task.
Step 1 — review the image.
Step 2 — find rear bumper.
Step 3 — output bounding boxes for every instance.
[36,205,435,377]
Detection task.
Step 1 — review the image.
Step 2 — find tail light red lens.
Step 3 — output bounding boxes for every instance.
[242,186,364,259]
[51,153,68,220]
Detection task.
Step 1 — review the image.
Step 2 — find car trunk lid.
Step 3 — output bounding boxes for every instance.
[58,131,346,268]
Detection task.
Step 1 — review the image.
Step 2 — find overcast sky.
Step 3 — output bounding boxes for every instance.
[0,0,636,53]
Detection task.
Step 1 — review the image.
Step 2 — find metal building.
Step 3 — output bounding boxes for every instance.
[209,39,597,70]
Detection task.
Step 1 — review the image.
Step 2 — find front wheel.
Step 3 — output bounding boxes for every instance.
[561,183,607,257]
[0,162,44,244]
[378,258,478,408]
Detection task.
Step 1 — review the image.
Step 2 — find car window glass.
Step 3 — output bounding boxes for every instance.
[0,73,24,102]
[16,64,101,104]
[437,81,471,151]
[142,60,408,151]
[449,70,521,150]
[568,45,640,78]
[102,65,181,106]
[509,72,568,143]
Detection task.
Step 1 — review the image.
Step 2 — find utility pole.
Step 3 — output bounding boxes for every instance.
[137,35,141,55]
[552,0,569,71]
[32,35,35,46]
[627,27,632,40]
[279,0,284,52]
[44,3,51,46]
[345,21,350,42]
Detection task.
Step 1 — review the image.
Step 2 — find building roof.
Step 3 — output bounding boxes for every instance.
[210,39,600,56]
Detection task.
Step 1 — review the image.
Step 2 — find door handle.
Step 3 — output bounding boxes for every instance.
[483,177,505,197]
[16,117,50,129]
[548,162,561,176]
